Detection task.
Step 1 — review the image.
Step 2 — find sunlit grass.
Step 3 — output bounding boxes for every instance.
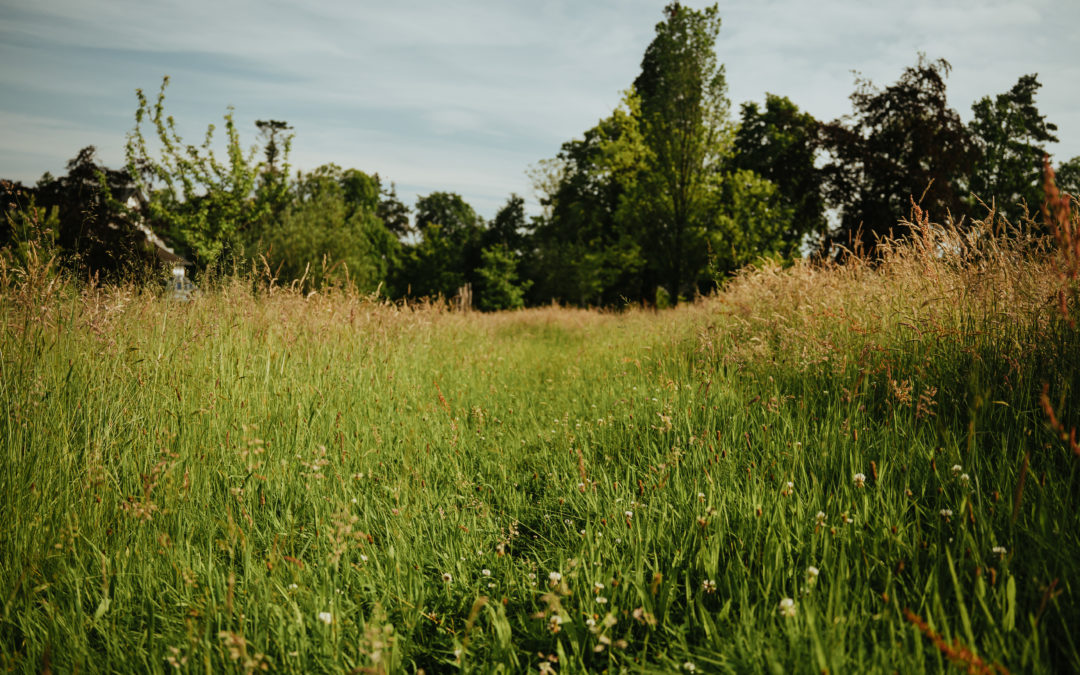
[1,214,1078,673]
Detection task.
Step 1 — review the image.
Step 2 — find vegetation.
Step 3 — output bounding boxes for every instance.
[4,3,1076,308]
[2,176,1079,672]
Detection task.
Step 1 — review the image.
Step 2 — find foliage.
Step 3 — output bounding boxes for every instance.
[529,93,646,306]
[707,168,794,278]
[821,56,975,256]
[124,76,272,267]
[966,75,1058,223]
[475,244,530,311]
[396,192,485,299]
[731,94,825,254]
[1058,156,1080,198]
[256,164,399,292]
[630,2,732,302]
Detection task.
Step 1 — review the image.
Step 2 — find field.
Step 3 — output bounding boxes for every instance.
[2,216,1079,673]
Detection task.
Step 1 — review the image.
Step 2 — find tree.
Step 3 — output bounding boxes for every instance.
[257,164,398,292]
[32,146,150,276]
[631,2,731,303]
[475,245,530,311]
[125,76,272,267]
[376,180,413,239]
[396,192,485,299]
[966,75,1059,223]
[821,56,974,256]
[706,169,793,278]
[254,119,294,221]
[1057,156,1080,199]
[528,94,646,305]
[731,94,824,254]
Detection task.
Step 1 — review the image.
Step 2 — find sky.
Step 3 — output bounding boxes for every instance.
[2,0,1079,219]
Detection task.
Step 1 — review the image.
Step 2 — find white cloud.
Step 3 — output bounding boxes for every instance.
[2,0,1078,218]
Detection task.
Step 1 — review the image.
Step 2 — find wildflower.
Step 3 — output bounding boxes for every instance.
[539,661,555,674]
[683,662,697,673]
[482,569,491,577]
[360,554,368,562]
[951,464,962,475]
[959,473,970,484]
[442,572,453,583]
[288,583,298,590]
[697,492,705,500]
[624,510,634,519]
[815,511,826,526]
[596,596,608,604]
[807,566,819,585]
[702,579,716,593]
[779,598,796,618]
[594,581,605,591]
[548,571,562,584]
[940,509,953,519]
[317,612,333,625]
[992,546,1007,557]
[853,473,866,488]
[350,497,357,504]
[548,614,563,633]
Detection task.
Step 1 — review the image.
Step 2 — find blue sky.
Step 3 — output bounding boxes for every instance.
[2,0,1078,219]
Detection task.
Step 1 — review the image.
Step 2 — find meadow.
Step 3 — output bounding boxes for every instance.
[2,210,1079,673]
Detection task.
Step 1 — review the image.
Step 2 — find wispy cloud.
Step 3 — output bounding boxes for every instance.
[1,0,1077,218]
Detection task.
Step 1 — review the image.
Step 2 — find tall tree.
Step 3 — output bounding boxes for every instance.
[631,2,731,303]
[731,94,825,253]
[821,56,974,256]
[966,74,1059,223]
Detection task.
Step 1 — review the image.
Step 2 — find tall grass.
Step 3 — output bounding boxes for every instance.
[1,205,1078,673]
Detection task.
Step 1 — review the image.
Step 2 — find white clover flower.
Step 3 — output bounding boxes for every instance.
[625,510,634,519]
[853,473,866,488]
[992,546,1007,557]
[697,492,706,500]
[548,571,562,584]
[940,508,953,519]
[951,464,962,475]
[959,473,970,484]
[779,598,796,618]
[815,511,827,526]
[288,583,298,590]
[702,579,716,593]
[317,612,333,625]
[442,572,453,583]
[360,554,368,562]
[683,662,697,673]
[786,481,794,490]
[482,569,491,577]
[807,566,819,580]
[596,596,608,604]
[594,581,605,591]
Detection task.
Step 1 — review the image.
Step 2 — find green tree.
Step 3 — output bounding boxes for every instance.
[396,192,485,300]
[966,74,1059,223]
[731,94,824,254]
[475,245,530,311]
[258,164,398,292]
[528,94,646,306]
[631,2,731,303]
[706,169,794,278]
[820,56,974,256]
[125,76,271,267]
[1057,156,1080,199]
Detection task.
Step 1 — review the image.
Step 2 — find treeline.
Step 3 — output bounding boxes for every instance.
[3,2,1079,308]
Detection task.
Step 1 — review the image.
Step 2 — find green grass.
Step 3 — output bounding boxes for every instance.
[2,226,1079,673]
